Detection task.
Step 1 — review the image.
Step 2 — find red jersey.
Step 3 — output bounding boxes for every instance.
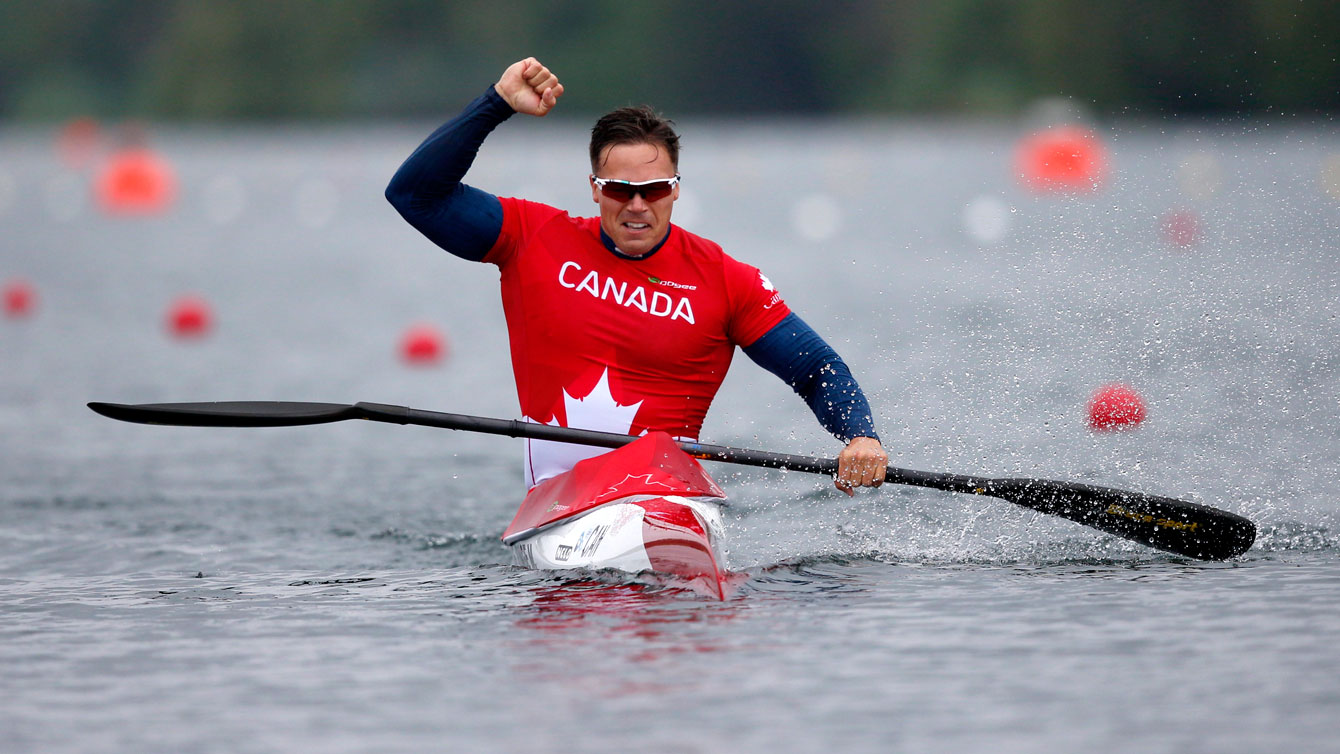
[484,198,791,486]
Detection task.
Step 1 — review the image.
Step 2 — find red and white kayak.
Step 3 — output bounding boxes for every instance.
[502,432,731,599]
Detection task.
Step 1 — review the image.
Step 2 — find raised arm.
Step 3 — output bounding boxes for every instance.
[385,58,564,261]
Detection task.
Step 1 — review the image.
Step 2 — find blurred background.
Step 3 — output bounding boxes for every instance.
[3,0,1337,542]
[3,0,1338,478]
[4,4,1340,752]
[3,0,1338,120]
[3,0,1338,492]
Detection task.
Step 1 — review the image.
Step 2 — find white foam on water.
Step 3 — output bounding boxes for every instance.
[1177,151,1223,200]
[671,188,700,228]
[962,194,1012,245]
[42,173,85,223]
[790,193,841,243]
[0,169,16,217]
[294,177,338,229]
[1322,153,1340,202]
[202,174,248,225]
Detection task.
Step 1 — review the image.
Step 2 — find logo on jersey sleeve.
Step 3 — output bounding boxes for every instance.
[558,261,696,324]
[759,271,783,309]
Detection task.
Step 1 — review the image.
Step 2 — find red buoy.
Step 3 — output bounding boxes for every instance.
[3,279,36,318]
[400,324,446,365]
[1016,126,1107,193]
[1161,210,1200,248]
[56,117,103,170]
[95,147,177,215]
[167,295,212,339]
[1087,384,1146,431]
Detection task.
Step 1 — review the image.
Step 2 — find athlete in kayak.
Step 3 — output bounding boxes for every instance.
[386,57,888,495]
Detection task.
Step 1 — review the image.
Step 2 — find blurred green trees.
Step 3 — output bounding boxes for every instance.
[2,0,1336,120]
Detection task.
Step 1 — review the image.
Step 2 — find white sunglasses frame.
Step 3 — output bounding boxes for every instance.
[590,174,681,200]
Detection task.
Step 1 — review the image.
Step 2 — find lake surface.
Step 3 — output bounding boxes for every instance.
[2,114,1338,753]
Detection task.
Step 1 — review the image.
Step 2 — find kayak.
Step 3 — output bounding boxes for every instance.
[501,431,731,599]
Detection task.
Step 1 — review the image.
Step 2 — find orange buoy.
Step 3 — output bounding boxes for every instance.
[1087,384,1146,431]
[3,279,36,318]
[167,295,212,339]
[95,147,177,215]
[1015,125,1107,193]
[400,324,446,366]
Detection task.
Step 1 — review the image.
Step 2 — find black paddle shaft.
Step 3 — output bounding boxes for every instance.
[87,400,1256,560]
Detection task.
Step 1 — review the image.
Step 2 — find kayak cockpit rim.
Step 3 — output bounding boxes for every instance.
[501,494,727,546]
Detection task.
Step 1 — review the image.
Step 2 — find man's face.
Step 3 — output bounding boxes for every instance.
[590,142,679,257]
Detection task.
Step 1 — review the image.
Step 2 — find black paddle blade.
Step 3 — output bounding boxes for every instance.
[980,477,1256,560]
[87,401,360,427]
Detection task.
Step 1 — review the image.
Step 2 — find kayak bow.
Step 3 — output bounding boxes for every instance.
[503,432,730,599]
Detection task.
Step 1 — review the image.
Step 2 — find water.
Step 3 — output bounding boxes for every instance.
[3,116,1338,753]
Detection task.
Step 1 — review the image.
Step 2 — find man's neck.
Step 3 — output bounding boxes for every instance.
[599,225,672,260]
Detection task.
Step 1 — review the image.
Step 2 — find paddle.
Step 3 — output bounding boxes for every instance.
[87,400,1256,561]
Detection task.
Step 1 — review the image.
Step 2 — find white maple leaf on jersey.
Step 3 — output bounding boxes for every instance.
[758,272,775,291]
[526,367,645,486]
[555,367,643,433]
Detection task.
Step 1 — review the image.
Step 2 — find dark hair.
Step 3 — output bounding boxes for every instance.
[589,105,680,172]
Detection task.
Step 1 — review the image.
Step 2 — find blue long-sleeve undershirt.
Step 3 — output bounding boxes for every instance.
[742,313,879,443]
[385,87,511,261]
[385,87,880,444]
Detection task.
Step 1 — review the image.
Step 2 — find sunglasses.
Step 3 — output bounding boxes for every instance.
[591,175,681,202]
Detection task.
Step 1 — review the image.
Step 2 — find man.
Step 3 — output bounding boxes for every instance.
[386,57,887,494]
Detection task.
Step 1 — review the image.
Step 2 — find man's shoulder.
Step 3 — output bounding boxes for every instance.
[489,199,602,266]
[500,197,603,235]
[500,196,572,221]
[658,226,775,303]
[668,223,728,260]
[671,226,771,284]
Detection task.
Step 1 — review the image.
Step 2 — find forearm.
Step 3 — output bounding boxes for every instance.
[743,313,880,443]
[384,86,514,261]
[800,359,880,442]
